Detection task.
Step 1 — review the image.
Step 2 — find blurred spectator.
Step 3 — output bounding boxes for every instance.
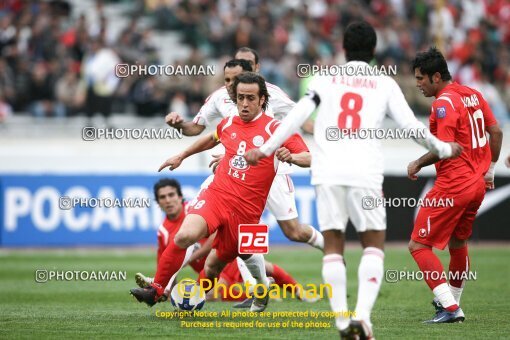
[0,93,13,123]
[28,61,64,118]
[55,69,83,116]
[0,0,507,122]
[81,38,120,119]
[131,76,167,117]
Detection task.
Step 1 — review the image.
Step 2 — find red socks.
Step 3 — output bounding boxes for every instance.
[271,264,297,289]
[411,248,447,290]
[449,246,469,288]
[153,240,187,295]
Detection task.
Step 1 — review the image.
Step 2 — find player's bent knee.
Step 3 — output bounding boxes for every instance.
[408,239,429,253]
[174,231,195,249]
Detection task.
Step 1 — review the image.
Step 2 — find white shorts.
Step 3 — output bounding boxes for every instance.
[265,174,298,221]
[315,185,386,233]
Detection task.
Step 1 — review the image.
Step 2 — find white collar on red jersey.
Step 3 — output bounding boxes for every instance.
[247,111,264,122]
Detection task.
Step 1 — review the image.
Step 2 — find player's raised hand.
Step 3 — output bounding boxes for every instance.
[165,112,184,128]
[407,160,421,180]
[209,154,224,173]
[275,147,293,163]
[245,149,266,165]
[447,142,463,158]
[158,155,183,172]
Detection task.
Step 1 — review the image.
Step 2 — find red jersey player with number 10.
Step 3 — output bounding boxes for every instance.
[408,47,503,324]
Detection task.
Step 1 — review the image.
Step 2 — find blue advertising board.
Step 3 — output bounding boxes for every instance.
[0,174,316,247]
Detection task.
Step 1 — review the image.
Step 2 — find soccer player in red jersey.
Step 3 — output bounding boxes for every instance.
[407,47,503,323]
[134,178,318,304]
[130,72,310,312]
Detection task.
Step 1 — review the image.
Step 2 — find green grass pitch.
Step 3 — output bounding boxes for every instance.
[1,245,509,339]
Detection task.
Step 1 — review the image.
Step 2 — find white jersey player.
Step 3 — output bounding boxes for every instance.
[166,52,324,252]
[246,22,462,339]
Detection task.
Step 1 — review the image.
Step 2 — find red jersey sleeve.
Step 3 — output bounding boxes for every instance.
[431,98,459,142]
[215,117,228,141]
[156,231,165,265]
[269,120,309,153]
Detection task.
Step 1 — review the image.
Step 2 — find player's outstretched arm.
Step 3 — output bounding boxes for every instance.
[165,112,206,136]
[484,124,503,189]
[407,149,448,180]
[245,92,320,165]
[158,132,219,172]
[275,147,311,167]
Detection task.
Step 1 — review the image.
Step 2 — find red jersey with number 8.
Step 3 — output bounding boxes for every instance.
[208,112,308,219]
[430,82,497,193]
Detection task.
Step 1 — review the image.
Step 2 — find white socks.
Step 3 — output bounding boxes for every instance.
[236,257,256,287]
[353,247,384,327]
[449,285,463,305]
[322,254,349,330]
[433,283,458,308]
[243,254,269,286]
[307,226,324,250]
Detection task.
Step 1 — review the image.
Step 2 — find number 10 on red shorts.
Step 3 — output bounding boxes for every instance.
[238,224,269,254]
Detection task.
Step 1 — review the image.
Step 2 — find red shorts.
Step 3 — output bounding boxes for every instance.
[187,189,259,263]
[219,260,242,285]
[412,178,485,249]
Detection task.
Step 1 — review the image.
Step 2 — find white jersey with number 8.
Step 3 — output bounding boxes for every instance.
[307,61,428,189]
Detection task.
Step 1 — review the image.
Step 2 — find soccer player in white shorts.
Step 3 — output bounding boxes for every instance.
[165,48,324,251]
[246,22,461,339]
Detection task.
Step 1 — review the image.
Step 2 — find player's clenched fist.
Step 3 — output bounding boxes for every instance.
[275,147,292,163]
[407,160,421,180]
[158,154,184,172]
[208,154,224,173]
[165,112,184,127]
[245,149,266,165]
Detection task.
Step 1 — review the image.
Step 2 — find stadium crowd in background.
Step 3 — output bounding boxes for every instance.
[0,0,508,123]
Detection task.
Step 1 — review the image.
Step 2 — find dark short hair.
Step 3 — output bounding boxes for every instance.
[153,178,183,202]
[235,47,259,65]
[223,59,253,72]
[232,72,269,111]
[411,47,452,81]
[343,21,377,63]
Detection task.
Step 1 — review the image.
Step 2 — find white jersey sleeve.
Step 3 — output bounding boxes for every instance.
[385,78,452,158]
[192,87,236,127]
[265,82,296,120]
